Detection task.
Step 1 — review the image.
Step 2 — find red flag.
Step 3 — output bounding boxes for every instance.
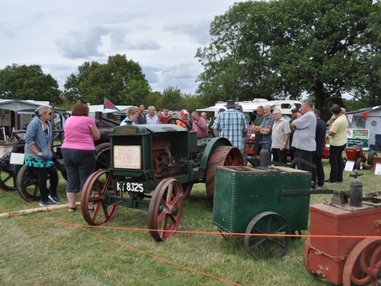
[361,111,368,120]
[103,98,119,110]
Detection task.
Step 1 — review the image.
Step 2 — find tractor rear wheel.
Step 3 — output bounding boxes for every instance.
[205,146,243,205]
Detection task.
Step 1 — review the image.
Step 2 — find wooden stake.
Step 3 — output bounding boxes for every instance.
[0,202,81,218]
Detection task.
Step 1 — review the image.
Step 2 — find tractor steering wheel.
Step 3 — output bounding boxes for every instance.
[167,118,191,131]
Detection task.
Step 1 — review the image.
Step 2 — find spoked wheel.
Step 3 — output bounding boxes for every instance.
[342,238,381,286]
[16,165,42,202]
[80,169,118,225]
[0,169,17,191]
[95,142,111,170]
[182,183,193,199]
[205,146,243,204]
[147,178,184,241]
[303,238,328,281]
[244,211,291,260]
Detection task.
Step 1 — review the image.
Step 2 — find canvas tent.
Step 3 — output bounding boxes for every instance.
[347,105,381,149]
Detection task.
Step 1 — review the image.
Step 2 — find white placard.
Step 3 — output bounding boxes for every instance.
[113,145,141,169]
[10,153,25,165]
[344,160,355,171]
[375,163,381,175]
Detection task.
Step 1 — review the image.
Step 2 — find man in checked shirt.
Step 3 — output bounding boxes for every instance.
[212,100,249,160]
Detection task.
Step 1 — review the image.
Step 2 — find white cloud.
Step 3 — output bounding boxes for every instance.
[0,0,240,95]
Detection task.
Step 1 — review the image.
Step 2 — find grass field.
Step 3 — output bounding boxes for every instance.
[0,159,379,286]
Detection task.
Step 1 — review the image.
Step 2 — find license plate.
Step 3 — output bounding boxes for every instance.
[115,181,144,193]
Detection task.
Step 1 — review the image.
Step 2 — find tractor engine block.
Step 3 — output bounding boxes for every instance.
[152,137,183,178]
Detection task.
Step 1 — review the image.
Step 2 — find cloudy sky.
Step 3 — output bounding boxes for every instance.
[0,0,243,95]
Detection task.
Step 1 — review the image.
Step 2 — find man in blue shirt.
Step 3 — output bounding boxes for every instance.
[213,100,249,158]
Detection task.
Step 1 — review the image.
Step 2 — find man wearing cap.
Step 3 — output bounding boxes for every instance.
[212,100,249,159]
[259,105,275,160]
[177,109,190,129]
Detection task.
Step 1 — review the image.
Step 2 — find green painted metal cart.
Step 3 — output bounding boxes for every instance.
[213,165,331,260]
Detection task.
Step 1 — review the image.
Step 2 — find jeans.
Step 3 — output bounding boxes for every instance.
[312,153,325,186]
[329,144,346,182]
[262,135,272,161]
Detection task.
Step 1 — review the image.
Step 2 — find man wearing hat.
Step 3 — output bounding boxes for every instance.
[235,104,251,165]
[177,109,190,129]
[212,100,249,159]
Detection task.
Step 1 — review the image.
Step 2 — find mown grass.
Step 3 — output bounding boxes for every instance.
[0,158,379,286]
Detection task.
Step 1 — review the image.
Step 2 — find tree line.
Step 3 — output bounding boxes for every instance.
[0,0,379,119]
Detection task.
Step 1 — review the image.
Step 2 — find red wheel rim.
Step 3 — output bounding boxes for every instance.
[147,178,184,241]
[205,146,243,204]
[343,238,381,286]
[80,169,118,225]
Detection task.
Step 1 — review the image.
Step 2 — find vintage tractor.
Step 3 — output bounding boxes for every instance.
[80,123,243,241]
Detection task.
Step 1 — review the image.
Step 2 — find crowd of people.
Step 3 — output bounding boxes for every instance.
[27,100,346,207]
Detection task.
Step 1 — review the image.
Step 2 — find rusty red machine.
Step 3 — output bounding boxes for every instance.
[303,171,381,286]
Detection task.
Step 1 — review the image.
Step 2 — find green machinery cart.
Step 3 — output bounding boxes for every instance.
[213,165,331,260]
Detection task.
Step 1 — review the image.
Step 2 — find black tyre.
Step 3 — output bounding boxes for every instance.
[354,158,364,170]
[367,150,377,165]
[16,165,41,202]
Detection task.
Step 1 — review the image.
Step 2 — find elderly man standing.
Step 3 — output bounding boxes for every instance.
[146,106,159,124]
[326,104,347,183]
[291,99,316,172]
[191,111,209,139]
[259,105,275,160]
[213,100,249,159]
[271,109,291,164]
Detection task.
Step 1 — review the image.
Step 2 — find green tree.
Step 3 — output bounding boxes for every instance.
[64,54,150,105]
[0,64,60,103]
[196,0,379,112]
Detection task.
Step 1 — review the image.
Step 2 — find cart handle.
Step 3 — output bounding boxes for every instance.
[280,188,333,196]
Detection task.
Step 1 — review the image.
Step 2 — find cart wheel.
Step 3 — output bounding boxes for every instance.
[355,158,364,170]
[368,151,377,166]
[147,178,184,241]
[95,142,111,170]
[80,169,118,226]
[182,183,193,199]
[0,169,17,191]
[16,165,42,202]
[302,238,329,281]
[205,146,243,204]
[342,238,381,286]
[244,211,291,260]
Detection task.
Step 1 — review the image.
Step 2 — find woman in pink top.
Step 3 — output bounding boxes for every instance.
[61,103,100,212]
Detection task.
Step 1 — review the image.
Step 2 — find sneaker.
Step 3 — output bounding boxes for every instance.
[48,194,60,203]
[39,199,57,207]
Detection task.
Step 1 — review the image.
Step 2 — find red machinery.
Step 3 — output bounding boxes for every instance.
[303,173,381,285]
